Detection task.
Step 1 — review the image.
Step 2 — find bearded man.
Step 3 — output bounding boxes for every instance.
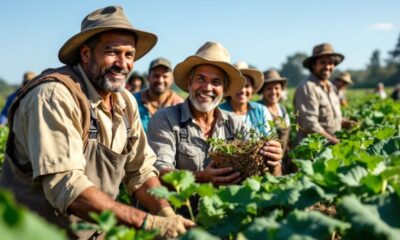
[0,6,194,239]
[147,42,283,186]
[294,43,353,145]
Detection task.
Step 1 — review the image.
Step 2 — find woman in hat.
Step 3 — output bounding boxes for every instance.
[219,61,270,135]
[258,69,290,153]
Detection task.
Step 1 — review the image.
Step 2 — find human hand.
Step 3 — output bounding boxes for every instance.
[144,214,195,238]
[156,206,176,217]
[342,119,357,129]
[259,140,283,168]
[196,161,241,186]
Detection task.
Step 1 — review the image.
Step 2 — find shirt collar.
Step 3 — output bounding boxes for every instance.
[74,64,126,110]
[309,74,333,88]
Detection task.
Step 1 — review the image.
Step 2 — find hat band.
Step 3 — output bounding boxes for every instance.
[82,18,133,30]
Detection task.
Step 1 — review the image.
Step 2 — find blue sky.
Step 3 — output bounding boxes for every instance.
[1,0,399,84]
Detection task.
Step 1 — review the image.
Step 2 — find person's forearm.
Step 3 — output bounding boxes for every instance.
[68,186,146,228]
[269,164,282,176]
[133,176,171,214]
[319,130,339,144]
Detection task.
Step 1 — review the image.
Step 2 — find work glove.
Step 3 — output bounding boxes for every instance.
[143,214,195,238]
[156,206,176,217]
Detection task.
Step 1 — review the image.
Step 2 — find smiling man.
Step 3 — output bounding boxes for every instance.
[294,43,345,145]
[134,57,183,132]
[0,6,194,239]
[147,42,283,187]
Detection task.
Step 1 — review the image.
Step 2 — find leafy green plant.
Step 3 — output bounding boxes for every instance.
[149,171,214,221]
[71,211,158,240]
[0,126,9,171]
[0,190,67,240]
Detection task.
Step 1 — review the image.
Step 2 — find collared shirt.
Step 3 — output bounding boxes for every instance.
[147,99,250,171]
[294,74,342,143]
[11,64,158,213]
[134,90,183,132]
[219,101,270,135]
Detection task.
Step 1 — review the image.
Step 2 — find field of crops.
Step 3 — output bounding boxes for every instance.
[0,90,399,240]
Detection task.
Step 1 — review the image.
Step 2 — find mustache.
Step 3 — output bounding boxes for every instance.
[106,65,130,75]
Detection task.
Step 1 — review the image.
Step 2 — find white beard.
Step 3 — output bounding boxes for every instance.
[189,89,223,113]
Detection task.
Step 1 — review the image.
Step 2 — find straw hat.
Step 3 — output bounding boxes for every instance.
[233,61,264,93]
[174,42,245,96]
[58,6,157,66]
[334,72,353,85]
[303,43,344,70]
[262,69,288,89]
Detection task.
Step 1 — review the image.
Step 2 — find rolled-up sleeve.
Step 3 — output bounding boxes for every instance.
[294,83,325,134]
[124,93,159,194]
[147,109,177,170]
[13,82,92,212]
[42,170,94,214]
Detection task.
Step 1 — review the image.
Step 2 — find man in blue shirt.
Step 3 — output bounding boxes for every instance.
[134,57,183,132]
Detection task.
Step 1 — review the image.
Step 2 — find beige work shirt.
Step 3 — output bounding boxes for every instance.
[294,74,342,144]
[11,64,158,213]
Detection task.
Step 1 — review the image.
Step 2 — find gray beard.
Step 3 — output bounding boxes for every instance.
[188,89,223,113]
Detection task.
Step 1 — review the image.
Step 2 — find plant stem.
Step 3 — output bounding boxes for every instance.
[381,179,387,194]
[185,200,195,222]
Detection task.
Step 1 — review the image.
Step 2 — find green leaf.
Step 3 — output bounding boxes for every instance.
[196,184,215,197]
[148,186,172,200]
[337,165,369,187]
[375,127,396,140]
[181,228,219,240]
[243,178,261,192]
[293,160,314,175]
[0,190,67,240]
[243,217,280,239]
[162,170,195,191]
[361,175,384,194]
[339,195,400,239]
[367,136,400,156]
[276,210,350,240]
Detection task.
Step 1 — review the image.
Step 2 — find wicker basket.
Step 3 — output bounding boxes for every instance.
[209,139,269,178]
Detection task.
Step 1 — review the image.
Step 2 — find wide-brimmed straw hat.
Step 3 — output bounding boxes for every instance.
[334,72,353,85]
[58,6,157,66]
[303,43,344,70]
[261,69,288,91]
[233,61,264,93]
[174,41,245,96]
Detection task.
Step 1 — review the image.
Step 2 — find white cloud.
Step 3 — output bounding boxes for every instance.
[370,22,395,31]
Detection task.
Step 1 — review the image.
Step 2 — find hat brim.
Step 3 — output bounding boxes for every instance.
[174,56,245,96]
[239,69,264,93]
[303,53,344,69]
[58,26,157,66]
[335,77,353,85]
[260,78,288,93]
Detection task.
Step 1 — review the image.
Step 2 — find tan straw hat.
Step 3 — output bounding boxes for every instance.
[335,72,353,85]
[234,61,264,93]
[303,43,344,69]
[174,41,245,96]
[262,69,288,88]
[58,6,157,66]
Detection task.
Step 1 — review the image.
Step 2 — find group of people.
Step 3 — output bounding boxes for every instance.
[0,5,392,239]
